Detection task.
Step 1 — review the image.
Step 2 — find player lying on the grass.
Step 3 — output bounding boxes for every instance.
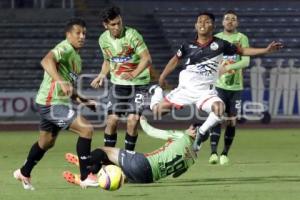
[63,116,198,186]
[13,18,98,190]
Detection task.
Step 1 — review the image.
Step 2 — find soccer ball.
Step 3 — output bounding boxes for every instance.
[98,165,124,191]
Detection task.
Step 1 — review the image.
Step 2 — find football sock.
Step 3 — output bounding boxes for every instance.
[104,133,117,147]
[21,142,46,177]
[199,112,222,134]
[222,126,236,156]
[90,148,111,174]
[210,124,221,154]
[76,137,92,180]
[125,133,138,151]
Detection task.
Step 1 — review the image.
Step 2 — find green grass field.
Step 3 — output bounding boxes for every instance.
[1,128,300,200]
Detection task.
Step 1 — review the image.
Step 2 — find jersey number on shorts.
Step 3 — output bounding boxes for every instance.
[134,93,144,105]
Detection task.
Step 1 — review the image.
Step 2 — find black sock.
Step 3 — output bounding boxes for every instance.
[90,149,111,174]
[21,142,46,177]
[104,133,117,147]
[76,137,92,180]
[210,124,221,154]
[222,126,236,156]
[125,133,138,151]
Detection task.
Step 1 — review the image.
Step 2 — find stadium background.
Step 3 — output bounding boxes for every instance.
[0,0,299,130]
[0,1,300,199]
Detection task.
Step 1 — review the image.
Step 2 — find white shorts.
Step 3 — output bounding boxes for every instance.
[165,86,223,113]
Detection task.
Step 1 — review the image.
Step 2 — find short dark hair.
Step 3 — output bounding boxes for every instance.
[101,6,121,23]
[65,18,86,33]
[224,10,238,17]
[197,12,215,23]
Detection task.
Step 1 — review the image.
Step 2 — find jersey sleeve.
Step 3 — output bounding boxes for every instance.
[140,118,184,140]
[99,36,110,61]
[51,43,72,62]
[223,40,239,55]
[226,34,250,70]
[175,43,186,59]
[131,29,148,55]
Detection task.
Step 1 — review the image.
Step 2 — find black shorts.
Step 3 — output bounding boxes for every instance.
[216,87,242,116]
[36,103,77,136]
[118,149,153,183]
[107,84,149,115]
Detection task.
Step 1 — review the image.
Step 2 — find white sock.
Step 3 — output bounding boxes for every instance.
[199,112,222,134]
[150,86,163,110]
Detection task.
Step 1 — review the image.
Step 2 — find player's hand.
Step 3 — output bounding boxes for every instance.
[59,81,73,97]
[158,76,167,89]
[218,62,228,77]
[120,72,134,80]
[266,41,283,53]
[91,75,105,88]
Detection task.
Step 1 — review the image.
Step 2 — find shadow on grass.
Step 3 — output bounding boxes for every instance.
[129,175,300,188]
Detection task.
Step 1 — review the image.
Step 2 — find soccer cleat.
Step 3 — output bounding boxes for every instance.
[13,169,35,190]
[220,155,229,165]
[63,171,99,189]
[192,127,203,152]
[209,153,219,164]
[65,153,79,167]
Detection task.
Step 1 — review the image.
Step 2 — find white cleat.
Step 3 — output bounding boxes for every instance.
[13,169,35,190]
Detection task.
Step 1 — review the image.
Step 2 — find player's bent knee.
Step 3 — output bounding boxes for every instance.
[211,101,225,117]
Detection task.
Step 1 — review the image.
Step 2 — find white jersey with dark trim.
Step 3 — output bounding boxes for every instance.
[176,37,238,90]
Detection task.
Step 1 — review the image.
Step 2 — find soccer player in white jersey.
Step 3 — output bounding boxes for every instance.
[150,12,282,151]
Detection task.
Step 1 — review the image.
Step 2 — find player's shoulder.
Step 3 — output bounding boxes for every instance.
[124,26,142,38]
[236,32,249,39]
[53,40,73,53]
[99,30,109,41]
[212,36,228,44]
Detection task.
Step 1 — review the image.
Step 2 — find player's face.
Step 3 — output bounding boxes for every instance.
[104,15,123,38]
[66,25,86,49]
[195,15,214,36]
[223,14,238,33]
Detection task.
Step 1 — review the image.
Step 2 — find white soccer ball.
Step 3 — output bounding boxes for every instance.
[98,165,124,191]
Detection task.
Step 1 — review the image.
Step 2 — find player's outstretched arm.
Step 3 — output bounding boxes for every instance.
[240,41,283,56]
[41,51,73,96]
[140,116,173,140]
[159,55,179,87]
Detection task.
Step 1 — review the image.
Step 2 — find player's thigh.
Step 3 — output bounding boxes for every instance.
[37,104,77,130]
[165,87,195,109]
[228,90,242,116]
[196,94,224,114]
[127,85,149,115]
[107,84,132,115]
[101,146,120,165]
[69,115,93,138]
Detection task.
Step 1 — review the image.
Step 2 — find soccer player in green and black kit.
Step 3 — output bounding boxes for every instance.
[91,6,152,152]
[13,18,99,190]
[63,116,197,184]
[209,10,250,165]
